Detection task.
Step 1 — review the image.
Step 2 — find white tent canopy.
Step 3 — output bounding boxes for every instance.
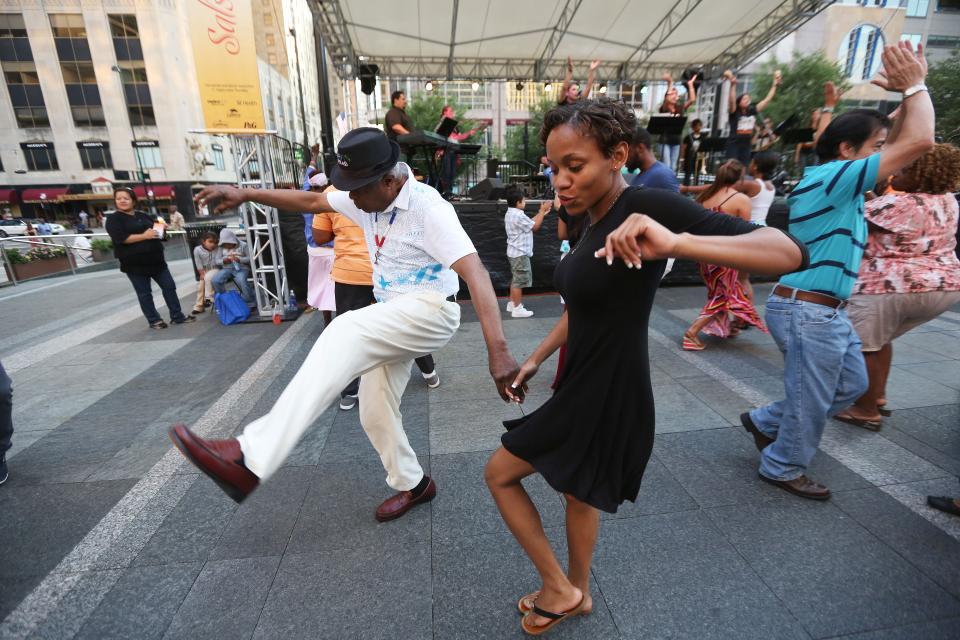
[313,0,833,82]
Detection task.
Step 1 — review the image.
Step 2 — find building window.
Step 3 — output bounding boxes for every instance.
[50,16,105,127]
[264,12,273,25]
[936,0,960,12]
[211,145,225,170]
[21,143,59,171]
[116,61,154,126]
[133,142,162,169]
[906,0,930,16]
[1,14,50,128]
[77,142,112,169]
[839,24,885,81]
[900,33,923,48]
[109,14,143,60]
[927,34,960,47]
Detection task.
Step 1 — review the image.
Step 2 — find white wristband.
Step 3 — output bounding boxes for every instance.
[903,83,928,98]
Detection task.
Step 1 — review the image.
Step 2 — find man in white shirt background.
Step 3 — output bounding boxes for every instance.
[172,128,520,522]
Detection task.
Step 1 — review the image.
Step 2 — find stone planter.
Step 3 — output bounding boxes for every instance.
[11,255,72,280]
[92,248,114,262]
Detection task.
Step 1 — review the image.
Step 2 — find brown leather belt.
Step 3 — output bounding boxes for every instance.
[773,285,845,309]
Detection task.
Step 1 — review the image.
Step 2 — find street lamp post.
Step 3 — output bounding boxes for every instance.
[289,28,310,153]
[111,64,151,212]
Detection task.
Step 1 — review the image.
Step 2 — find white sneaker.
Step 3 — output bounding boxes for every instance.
[505,301,516,313]
[511,305,534,318]
[422,370,441,388]
[339,394,358,410]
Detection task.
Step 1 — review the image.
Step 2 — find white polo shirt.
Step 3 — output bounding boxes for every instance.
[327,163,477,302]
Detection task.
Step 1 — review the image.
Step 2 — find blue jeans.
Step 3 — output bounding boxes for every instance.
[659,143,680,172]
[749,294,868,481]
[0,361,12,455]
[127,266,187,325]
[213,266,254,303]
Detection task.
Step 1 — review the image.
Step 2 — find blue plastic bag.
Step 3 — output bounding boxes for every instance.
[214,291,251,325]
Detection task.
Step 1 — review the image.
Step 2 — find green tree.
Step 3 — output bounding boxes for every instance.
[927,48,960,144]
[752,51,850,127]
[503,97,556,164]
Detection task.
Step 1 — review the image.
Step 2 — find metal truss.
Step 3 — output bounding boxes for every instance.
[534,0,583,81]
[309,0,357,77]
[372,56,700,83]
[229,135,293,319]
[626,0,703,76]
[712,0,834,71]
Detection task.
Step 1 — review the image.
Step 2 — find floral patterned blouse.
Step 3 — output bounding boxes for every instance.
[854,193,960,295]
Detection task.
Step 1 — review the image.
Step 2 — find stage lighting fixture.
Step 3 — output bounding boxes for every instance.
[544,82,553,92]
[471,81,480,91]
[425,80,433,91]
[598,82,608,94]
[516,81,524,91]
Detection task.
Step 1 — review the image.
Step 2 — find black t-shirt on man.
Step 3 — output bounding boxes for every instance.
[105,210,165,275]
[385,106,413,141]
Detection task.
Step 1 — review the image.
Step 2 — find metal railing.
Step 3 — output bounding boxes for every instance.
[0,231,191,286]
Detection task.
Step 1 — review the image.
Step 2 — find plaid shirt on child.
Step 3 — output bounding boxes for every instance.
[505,207,535,258]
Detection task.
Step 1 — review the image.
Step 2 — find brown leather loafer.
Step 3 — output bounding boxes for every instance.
[759,473,831,501]
[375,477,437,522]
[740,412,774,452]
[169,423,259,503]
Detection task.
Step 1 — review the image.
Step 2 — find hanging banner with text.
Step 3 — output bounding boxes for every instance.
[187,0,265,132]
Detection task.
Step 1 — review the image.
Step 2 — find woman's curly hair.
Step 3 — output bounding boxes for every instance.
[540,98,637,158]
[900,143,960,194]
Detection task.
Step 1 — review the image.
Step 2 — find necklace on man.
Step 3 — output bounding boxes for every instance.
[570,184,626,255]
[373,208,398,264]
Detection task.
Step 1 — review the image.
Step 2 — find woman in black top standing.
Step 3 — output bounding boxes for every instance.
[105,187,194,329]
[724,69,781,165]
[483,99,807,635]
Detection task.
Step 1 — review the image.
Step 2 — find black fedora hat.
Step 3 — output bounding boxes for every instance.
[329,127,401,191]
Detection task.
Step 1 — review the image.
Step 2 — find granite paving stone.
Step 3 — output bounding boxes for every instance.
[254,543,432,640]
[593,510,810,640]
[74,562,203,640]
[705,499,960,638]
[432,529,620,639]
[2,274,958,640]
[208,466,312,561]
[161,556,280,640]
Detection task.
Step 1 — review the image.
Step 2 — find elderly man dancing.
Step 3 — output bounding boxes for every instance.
[171,128,518,521]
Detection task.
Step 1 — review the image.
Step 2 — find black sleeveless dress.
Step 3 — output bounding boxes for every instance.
[501,187,758,513]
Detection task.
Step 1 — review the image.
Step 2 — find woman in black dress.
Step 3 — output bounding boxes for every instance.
[483,99,807,636]
[105,187,194,329]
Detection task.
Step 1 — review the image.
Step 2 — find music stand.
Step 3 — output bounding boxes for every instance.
[698,137,728,154]
[436,117,458,138]
[774,114,798,137]
[646,114,686,137]
[781,128,815,145]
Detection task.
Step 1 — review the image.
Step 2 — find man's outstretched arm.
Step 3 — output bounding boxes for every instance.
[196,184,332,216]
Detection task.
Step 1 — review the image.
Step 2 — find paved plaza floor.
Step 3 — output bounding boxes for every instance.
[1,258,959,639]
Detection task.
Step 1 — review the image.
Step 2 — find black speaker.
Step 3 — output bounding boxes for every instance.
[485,158,500,178]
[681,66,705,92]
[468,178,506,201]
[358,64,379,95]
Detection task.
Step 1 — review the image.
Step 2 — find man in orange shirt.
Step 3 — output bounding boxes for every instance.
[313,195,442,411]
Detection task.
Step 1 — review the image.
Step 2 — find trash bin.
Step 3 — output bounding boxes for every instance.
[184,222,227,281]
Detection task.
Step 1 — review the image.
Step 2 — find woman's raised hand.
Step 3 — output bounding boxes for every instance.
[595,213,680,269]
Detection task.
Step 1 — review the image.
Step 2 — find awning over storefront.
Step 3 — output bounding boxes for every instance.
[20,188,69,203]
[133,185,175,200]
[0,189,17,205]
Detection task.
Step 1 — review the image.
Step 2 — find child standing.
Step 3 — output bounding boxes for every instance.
[503,188,550,318]
[212,228,254,304]
[192,231,220,314]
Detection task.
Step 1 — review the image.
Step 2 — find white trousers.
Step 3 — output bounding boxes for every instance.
[238,291,461,490]
[194,268,221,308]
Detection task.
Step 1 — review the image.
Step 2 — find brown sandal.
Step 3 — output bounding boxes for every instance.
[517,591,540,615]
[521,595,586,636]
